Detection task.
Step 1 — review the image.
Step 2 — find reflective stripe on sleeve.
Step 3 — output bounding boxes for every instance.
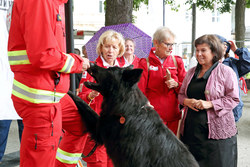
[56,148,82,164]
[12,79,65,104]
[8,50,31,65]
[59,53,75,73]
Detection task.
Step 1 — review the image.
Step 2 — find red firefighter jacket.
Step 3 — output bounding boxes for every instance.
[138,47,186,122]
[8,0,83,104]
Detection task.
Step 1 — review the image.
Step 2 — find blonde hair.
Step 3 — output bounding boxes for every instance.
[153,27,175,43]
[96,30,125,56]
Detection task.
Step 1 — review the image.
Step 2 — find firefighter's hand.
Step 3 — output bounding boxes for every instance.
[165,79,178,89]
[82,58,90,72]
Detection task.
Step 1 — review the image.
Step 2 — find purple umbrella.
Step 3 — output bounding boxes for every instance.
[85,23,152,61]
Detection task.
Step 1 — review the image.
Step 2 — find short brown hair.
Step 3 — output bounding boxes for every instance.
[195,34,223,64]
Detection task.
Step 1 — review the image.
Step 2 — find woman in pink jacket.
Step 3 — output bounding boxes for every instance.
[178,34,239,167]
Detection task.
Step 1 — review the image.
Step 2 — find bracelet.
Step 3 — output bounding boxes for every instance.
[176,82,179,88]
[88,93,95,101]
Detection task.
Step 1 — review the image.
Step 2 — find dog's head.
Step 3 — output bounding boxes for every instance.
[84,63,143,96]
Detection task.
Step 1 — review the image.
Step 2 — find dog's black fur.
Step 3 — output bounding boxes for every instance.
[68,63,199,167]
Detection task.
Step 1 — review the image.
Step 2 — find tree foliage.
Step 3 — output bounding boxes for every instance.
[247,0,250,8]
[133,0,148,11]
[164,0,235,13]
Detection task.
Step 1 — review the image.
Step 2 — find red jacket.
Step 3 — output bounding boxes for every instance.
[117,55,140,68]
[138,48,186,122]
[8,0,83,104]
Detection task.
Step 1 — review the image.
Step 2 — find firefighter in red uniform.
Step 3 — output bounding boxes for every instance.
[76,30,125,167]
[8,0,89,166]
[138,27,186,135]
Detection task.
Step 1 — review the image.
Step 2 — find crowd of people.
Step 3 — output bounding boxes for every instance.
[1,0,250,167]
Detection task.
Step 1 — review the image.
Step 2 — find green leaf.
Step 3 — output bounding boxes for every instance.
[246,0,250,8]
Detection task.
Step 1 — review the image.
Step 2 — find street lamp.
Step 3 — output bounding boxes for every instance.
[163,0,165,26]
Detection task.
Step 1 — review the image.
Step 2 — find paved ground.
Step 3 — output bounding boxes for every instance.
[237,92,250,167]
[1,92,250,167]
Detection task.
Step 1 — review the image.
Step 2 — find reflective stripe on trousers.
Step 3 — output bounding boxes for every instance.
[56,148,82,164]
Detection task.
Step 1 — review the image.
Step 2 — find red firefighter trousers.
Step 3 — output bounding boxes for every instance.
[13,94,87,167]
[82,136,113,167]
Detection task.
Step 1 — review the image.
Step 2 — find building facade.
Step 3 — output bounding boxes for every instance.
[73,0,250,64]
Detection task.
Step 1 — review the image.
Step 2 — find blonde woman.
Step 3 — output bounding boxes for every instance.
[78,30,125,167]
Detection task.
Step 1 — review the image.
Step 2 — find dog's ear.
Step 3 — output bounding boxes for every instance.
[122,68,143,86]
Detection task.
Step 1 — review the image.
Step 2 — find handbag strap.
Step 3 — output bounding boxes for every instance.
[171,55,178,70]
[146,55,178,71]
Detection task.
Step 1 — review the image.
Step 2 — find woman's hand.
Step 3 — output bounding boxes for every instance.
[88,90,100,100]
[184,98,213,111]
[184,98,199,112]
[165,79,178,89]
[194,100,213,110]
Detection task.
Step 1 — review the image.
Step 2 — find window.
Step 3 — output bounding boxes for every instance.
[212,6,220,22]
[185,11,192,22]
[99,0,104,13]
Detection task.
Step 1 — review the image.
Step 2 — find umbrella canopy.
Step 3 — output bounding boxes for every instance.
[85,23,152,61]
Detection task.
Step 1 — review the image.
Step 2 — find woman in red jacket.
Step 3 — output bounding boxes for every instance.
[117,38,140,68]
[78,30,125,167]
[138,27,186,135]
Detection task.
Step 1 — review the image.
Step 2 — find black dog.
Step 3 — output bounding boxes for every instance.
[68,63,199,167]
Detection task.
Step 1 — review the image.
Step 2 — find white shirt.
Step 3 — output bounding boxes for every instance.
[0,0,21,119]
[100,55,120,68]
[123,55,135,67]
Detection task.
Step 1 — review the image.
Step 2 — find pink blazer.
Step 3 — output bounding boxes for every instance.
[178,63,239,139]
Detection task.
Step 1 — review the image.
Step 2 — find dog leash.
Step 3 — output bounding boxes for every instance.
[81,142,98,158]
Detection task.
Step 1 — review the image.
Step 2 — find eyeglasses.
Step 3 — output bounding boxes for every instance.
[162,42,176,48]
